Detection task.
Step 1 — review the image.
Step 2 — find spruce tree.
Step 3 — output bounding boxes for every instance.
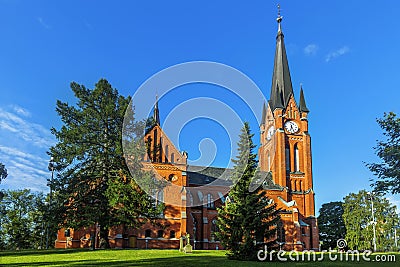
[49,79,161,247]
[216,122,280,260]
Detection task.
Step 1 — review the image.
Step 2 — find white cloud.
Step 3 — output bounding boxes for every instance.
[37,17,51,29]
[0,145,49,192]
[304,44,319,56]
[325,46,350,62]
[0,105,55,192]
[0,107,55,148]
[0,121,18,132]
[11,104,31,117]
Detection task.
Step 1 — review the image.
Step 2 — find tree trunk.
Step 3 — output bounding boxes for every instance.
[99,225,110,249]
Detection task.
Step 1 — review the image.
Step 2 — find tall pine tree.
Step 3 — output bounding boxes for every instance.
[216,122,280,260]
[49,79,161,247]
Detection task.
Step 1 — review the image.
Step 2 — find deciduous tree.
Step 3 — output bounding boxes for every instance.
[367,112,400,194]
[342,190,399,251]
[0,189,46,250]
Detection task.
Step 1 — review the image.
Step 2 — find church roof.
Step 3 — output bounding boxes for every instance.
[269,14,294,111]
[187,166,232,186]
[187,166,282,190]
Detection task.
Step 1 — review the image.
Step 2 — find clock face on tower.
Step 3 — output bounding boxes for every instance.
[284,121,299,134]
[266,126,275,141]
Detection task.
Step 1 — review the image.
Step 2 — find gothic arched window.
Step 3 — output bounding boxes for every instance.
[211,219,219,241]
[145,229,152,238]
[285,147,290,171]
[165,145,169,163]
[277,221,285,243]
[157,230,164,238]
[294,143,300,172]
[170,230,176,239]
[206,193,214,208]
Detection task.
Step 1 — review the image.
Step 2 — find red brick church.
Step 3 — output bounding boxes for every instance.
[55,13,319,251]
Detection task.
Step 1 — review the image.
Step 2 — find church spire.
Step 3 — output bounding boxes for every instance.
[299,85,309,113]
[154,94,160,125]
[261,102,267,125]
[269,5,294,112]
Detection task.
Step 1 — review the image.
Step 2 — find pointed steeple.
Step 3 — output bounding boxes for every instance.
[269,83,284,110]
[299,85,309,113]
[261,102,267,125]
[269,6,294,112]
[154,95,160,125]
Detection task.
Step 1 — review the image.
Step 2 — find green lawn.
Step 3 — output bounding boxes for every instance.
[0,249,398,267]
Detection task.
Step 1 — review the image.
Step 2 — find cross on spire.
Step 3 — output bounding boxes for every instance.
[277,4,283,32]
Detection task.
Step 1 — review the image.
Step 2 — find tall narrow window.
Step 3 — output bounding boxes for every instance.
[277,221,285,243]
[157,230,164,238]
[285,147,290,171]
[267,151,271,171]
[171,153,175,163]
[165,145,169,163]
[206,193,214,208]
[294,144,300,172]
[156,190,164,205]
[145,229,151,238]
[211,219,219,241]
[158,137,163,163]
[153,129,158,162]
[170,230,176,239]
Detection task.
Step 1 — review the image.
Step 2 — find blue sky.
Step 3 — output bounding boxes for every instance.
[1,0,400,213]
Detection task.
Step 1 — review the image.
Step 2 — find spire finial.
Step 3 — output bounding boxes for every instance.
[277,4,283,32]
[154,91,160,125]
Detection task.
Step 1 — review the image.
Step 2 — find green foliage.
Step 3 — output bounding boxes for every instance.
[0,189,47,250]
[318,201,346,250]
[367,112,400,194]
[342,190,399,251]
[0,162,7,184]
[49,79,161,247]
[216,122,280,261]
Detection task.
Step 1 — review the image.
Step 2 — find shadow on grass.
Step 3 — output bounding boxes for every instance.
[2,250,399,267]
[2,259,266,267]
[0,253,269,267]
[0,248,92,257]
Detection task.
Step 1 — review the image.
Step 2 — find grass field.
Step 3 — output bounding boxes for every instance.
[0,249,399,267]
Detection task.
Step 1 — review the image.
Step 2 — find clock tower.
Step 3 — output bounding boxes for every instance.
[259,10,319,251]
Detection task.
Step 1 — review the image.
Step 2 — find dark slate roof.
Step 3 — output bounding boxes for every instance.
[260,171,284,190]
[187,166,232,186]
[269,20,294,111]
[299,87,309,113]
[187,165,283,190]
